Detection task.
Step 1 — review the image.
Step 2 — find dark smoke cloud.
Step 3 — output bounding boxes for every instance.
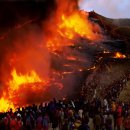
[0,0,56,30]
[0,0,58,76]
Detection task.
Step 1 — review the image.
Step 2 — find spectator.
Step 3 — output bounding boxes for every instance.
[36,113,43,130]
[78,118,90,130]
[93,113,101,130]
[123,112,130,130]
[10,114,17,130]
[52,110,58,130]
[93,112,101,130]
[26,113,32,130]
[59,108,64,129]
[16,114,23,130]
[43,113,50,130]
[106,113,113,130]
[78,108,83,119]
[61,119,69,130]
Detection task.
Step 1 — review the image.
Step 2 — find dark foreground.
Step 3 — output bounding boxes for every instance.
[0,96,130,130]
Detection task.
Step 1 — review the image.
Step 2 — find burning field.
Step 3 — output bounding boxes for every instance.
[0,0,130,112]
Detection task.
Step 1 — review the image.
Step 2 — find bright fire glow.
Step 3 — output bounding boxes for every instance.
[66,56,77,61]
[9,69,42,91]
[0,0,104,112]
[0,98,15,112]
[46,1,103,51]
[114,52,126,59]
[59,12,101,40]
[0,69,49,112]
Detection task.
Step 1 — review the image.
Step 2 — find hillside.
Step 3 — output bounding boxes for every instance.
[0,1,130,106]
[89,11,130,39]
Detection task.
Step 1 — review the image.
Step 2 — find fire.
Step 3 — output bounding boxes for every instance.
[0,0,104,112]
[114,52,126,59]
[66,56,77,61]
[59,12,101,40]
[8,69,49,100]
[87,66,96,70]
[45,0,103,52]
[8,69,42,91]
[0,69,49,112]
[0,98,15,112]
[62,71,73,75]
[103,50,110,54]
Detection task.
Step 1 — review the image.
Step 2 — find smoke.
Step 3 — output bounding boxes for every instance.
[0,0,106,109]
[0,1,58,107]
[79,0,130,18]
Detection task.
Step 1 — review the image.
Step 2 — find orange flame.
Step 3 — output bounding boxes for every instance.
[0,98,15,112]
[8,69,42,91]
[114,52,126,59]
[59,12,102,40]
[66,56,77,61]
[0,69,49,112]
[45,0,103,51]
[0,0,104,112]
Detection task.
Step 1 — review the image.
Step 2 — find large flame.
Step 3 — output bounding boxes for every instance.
[45,0,103,51]
[9,69,42,91]
[0,0,104,112]
[59,12,102,40]
[0,98,15,112]
[0,69,49,112]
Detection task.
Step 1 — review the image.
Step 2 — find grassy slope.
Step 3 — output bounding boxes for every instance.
[95,13,130,101]
[119,81,130,102]
[94,12,130,27]
[93,12,130,38]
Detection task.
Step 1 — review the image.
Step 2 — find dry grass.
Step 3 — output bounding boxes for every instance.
[119,81,130,102]
[113,27,130,38]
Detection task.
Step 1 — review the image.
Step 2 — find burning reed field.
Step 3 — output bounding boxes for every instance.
[0,0,130,112]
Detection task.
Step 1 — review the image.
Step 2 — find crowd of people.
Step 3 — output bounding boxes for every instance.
[0,96,130,130]
[103,73,128,101]
[0,72,130,130]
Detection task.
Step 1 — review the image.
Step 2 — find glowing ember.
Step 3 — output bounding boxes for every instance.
[103,50,110,54]
[64,64,71,67]
[78,69,83,72]
[87,66,96,70]
[114,52,126,59]
[66,56,77,61]
[62,71,73,75]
